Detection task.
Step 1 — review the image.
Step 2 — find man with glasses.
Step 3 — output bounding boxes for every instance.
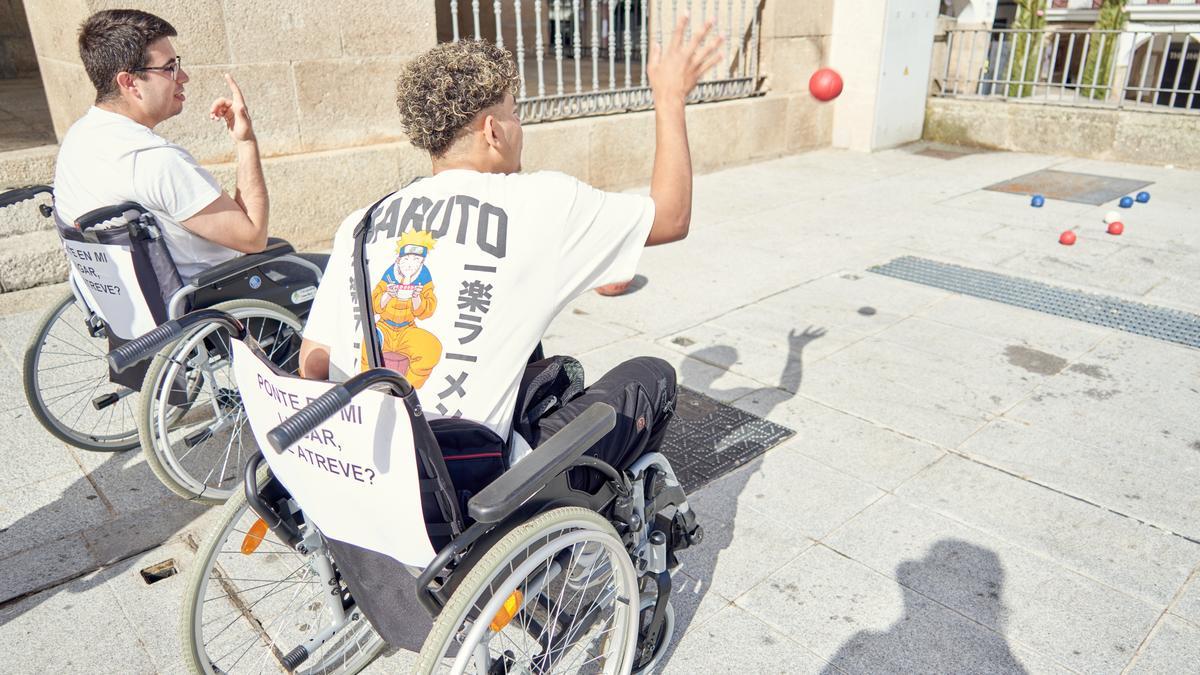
[53,9,269,278]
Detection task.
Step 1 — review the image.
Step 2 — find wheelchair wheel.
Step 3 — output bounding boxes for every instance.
[139,298,303,503]
[22,291,140,452]
[416,507,641,674]
[182,481,386,674]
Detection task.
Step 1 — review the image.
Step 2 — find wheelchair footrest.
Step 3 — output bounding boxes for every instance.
[184,427,214,448]
[91,392,119,411]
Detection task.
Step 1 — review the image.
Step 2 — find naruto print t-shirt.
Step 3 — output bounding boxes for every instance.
[302,170,655,440]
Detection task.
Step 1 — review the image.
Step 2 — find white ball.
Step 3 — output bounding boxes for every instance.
[1104,211,1121,225]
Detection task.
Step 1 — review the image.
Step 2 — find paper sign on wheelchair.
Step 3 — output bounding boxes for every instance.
[60,239,156,340]
[230,340,436,566]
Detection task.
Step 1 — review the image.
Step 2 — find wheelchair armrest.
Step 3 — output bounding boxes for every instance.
[188,240,294,287]
[76,202,148,230]
[468,403,616,524]
[0,185,53,209]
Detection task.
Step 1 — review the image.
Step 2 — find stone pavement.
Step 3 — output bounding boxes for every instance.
[1,145,1198,673]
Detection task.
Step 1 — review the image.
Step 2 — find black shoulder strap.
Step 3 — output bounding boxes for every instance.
[352,192,395,371]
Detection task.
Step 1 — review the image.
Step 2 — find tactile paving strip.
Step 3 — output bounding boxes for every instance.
[660,388,794,493]
[869,256,1200,350]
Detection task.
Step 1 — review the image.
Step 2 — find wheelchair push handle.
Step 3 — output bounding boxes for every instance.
[267,368,417,454]
[0,185,53,209]
[107,309,246,373]
[267,385,354,453]
[75,201,150,231]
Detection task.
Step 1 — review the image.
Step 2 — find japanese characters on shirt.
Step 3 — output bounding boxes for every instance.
[355,193,509,420]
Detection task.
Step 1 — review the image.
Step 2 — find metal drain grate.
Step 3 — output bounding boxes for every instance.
[869,256,1200,349]
[660,388,794,493]
[983,169,1151,205]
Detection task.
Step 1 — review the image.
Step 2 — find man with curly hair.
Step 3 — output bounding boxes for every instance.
[301,17,722,489]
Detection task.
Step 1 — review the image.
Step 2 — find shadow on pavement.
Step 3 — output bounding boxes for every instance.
[820,539,1028,675]
[0,450,208,627]
[658,327,825,668]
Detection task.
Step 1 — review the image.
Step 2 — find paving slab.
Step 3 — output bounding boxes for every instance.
[961,418,1200,545]
[658,320,841,399]
[896,455,1200,607]
[0,532,94,607]
[911,291,1113,359]
[734,391,945,491]
[1143,276,1200,314]
[541,306,638,357]
[825,495,1160,673]
[1126,615,1200,675]
[0,469,111,562]
[1173,571,1200,625]
[0,565,156,673]
[102,541,194,673]
[1002,333,1200,466]
[674,458,815,601]
[738,544,1057,674]
[662,605,829,674]
[797,336,995,449]
[690,438,885,542]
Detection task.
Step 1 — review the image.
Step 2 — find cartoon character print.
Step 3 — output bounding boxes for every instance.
[363,231,443,388]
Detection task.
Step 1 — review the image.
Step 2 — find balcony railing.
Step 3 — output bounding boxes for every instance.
[934,27,1200,113]
[440,0,761,123]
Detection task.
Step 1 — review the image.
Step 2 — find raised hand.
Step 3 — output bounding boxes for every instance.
[209,73,255,142]
[647,15,725,105]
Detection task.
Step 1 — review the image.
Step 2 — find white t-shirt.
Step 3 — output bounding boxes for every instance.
[303,169,654,440]
[53,106,237,279]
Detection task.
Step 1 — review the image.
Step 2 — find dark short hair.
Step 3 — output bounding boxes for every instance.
[78,9,177,103]
[396,41,519,157]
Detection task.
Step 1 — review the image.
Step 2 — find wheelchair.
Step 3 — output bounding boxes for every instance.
[2,185,323,503]
[108,309,704,674]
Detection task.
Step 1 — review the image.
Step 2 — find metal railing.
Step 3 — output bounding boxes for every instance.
[442,0,761,123]
[934,27,1200,113]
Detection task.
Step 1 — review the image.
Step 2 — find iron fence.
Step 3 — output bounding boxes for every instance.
[441,0,761,123]
[934,27,1200,113]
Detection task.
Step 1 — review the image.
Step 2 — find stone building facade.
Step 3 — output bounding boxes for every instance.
[0,1,837,292]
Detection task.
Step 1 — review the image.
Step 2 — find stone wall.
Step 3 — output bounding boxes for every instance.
[0,0,835,292]
[924,97,1200,169]
[0,0,39,78]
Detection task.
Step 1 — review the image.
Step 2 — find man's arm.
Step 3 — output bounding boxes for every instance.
[299,338,331,381]
[645,16,723,246]
[182,74,268,253]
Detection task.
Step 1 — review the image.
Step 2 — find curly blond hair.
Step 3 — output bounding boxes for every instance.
[396,41,519,157]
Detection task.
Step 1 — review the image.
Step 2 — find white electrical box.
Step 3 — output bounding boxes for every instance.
[872,1,940,149]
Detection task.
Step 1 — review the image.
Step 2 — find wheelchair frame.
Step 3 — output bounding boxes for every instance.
[6,184,323,501]
[109,310,704,673]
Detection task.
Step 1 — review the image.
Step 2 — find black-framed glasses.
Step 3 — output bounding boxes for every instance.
[133,56,182,82]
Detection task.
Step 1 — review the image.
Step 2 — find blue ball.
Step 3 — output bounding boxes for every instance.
[1136,191,1150,203]
[1031,195,1045,208]
[1119,196,1134,208]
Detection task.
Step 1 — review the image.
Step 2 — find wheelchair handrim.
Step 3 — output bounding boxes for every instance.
[186,492,384,674]
[147,304,300,500]
[432,515,640,675]
[24,292,140,450]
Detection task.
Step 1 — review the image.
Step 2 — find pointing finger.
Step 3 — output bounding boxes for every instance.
[224,73,245,106]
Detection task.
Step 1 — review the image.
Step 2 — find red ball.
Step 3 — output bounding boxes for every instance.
[1059,230,1077,246]
[1106,221,1124,236]
[809,68,844,102]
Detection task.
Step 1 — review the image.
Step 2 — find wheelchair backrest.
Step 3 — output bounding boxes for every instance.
[230,338,439,567]
[55,202,183,340]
